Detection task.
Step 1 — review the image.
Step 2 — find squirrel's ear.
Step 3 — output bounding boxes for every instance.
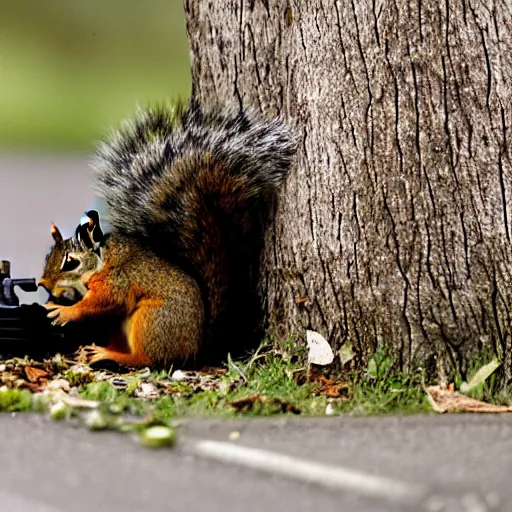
[51,223,63,245]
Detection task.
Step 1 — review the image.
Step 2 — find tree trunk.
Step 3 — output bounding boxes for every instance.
[184,0,512,381]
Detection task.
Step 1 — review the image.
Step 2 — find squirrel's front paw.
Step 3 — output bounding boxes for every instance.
[44,302,76,326]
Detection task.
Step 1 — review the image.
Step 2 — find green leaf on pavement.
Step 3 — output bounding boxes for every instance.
[139,426,176,448]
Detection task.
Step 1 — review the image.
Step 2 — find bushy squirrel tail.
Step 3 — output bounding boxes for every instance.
[93,102,297,356]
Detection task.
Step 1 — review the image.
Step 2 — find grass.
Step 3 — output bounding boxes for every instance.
[0,388,33,412]
[3,340,510,448]
[0,341,432,422]
[454,349,510,405]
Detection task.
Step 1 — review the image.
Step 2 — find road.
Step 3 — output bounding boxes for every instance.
[0,413,510,511]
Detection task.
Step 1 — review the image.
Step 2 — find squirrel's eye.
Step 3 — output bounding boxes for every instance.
[61,255,80,272]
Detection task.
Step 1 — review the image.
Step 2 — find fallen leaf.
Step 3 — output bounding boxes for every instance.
[46,379,71,392]
[338,344,355,366]
[199,367,227,376]
[229,393,261,413]
[306,330,334,366]
[460,359,501,393]
[110,378,129,390]
[426,385,512,413]
[311,375,347,398]
[139,426,176,448]
[61,395,100,409]
[24,367,48,383]
[228,394,301,414]
[325,403,335,416]
[271,397,301,414]
[135,382,159,399]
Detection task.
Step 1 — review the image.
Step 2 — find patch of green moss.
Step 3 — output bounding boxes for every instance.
[0,388,33,412]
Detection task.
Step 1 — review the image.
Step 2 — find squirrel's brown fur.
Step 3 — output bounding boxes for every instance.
[39,103,297,368]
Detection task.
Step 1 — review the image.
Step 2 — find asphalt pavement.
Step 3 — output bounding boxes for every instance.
[0,413,510,512]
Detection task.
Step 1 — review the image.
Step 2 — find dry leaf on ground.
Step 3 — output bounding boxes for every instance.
[311,375,348,398]
[229,393,301,414]
[24,366,48,383]
[426,385,512,413]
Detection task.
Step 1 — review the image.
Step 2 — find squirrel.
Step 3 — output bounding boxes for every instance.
[38,103,297,368]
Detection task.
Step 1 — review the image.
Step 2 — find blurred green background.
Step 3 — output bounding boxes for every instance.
[0,1,191,151]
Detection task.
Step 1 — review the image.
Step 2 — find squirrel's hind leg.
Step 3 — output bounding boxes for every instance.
[133,299,202,367]
[83,345,151,367]
[82,312,153,367]
[82,297,202,368]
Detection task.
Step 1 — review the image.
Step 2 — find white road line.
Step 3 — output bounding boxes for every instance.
[186,438,428,505]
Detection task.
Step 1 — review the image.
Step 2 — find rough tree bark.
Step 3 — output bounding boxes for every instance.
[184,0,512,380]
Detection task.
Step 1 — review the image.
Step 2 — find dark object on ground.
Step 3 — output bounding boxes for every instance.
[0,260,80,358]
